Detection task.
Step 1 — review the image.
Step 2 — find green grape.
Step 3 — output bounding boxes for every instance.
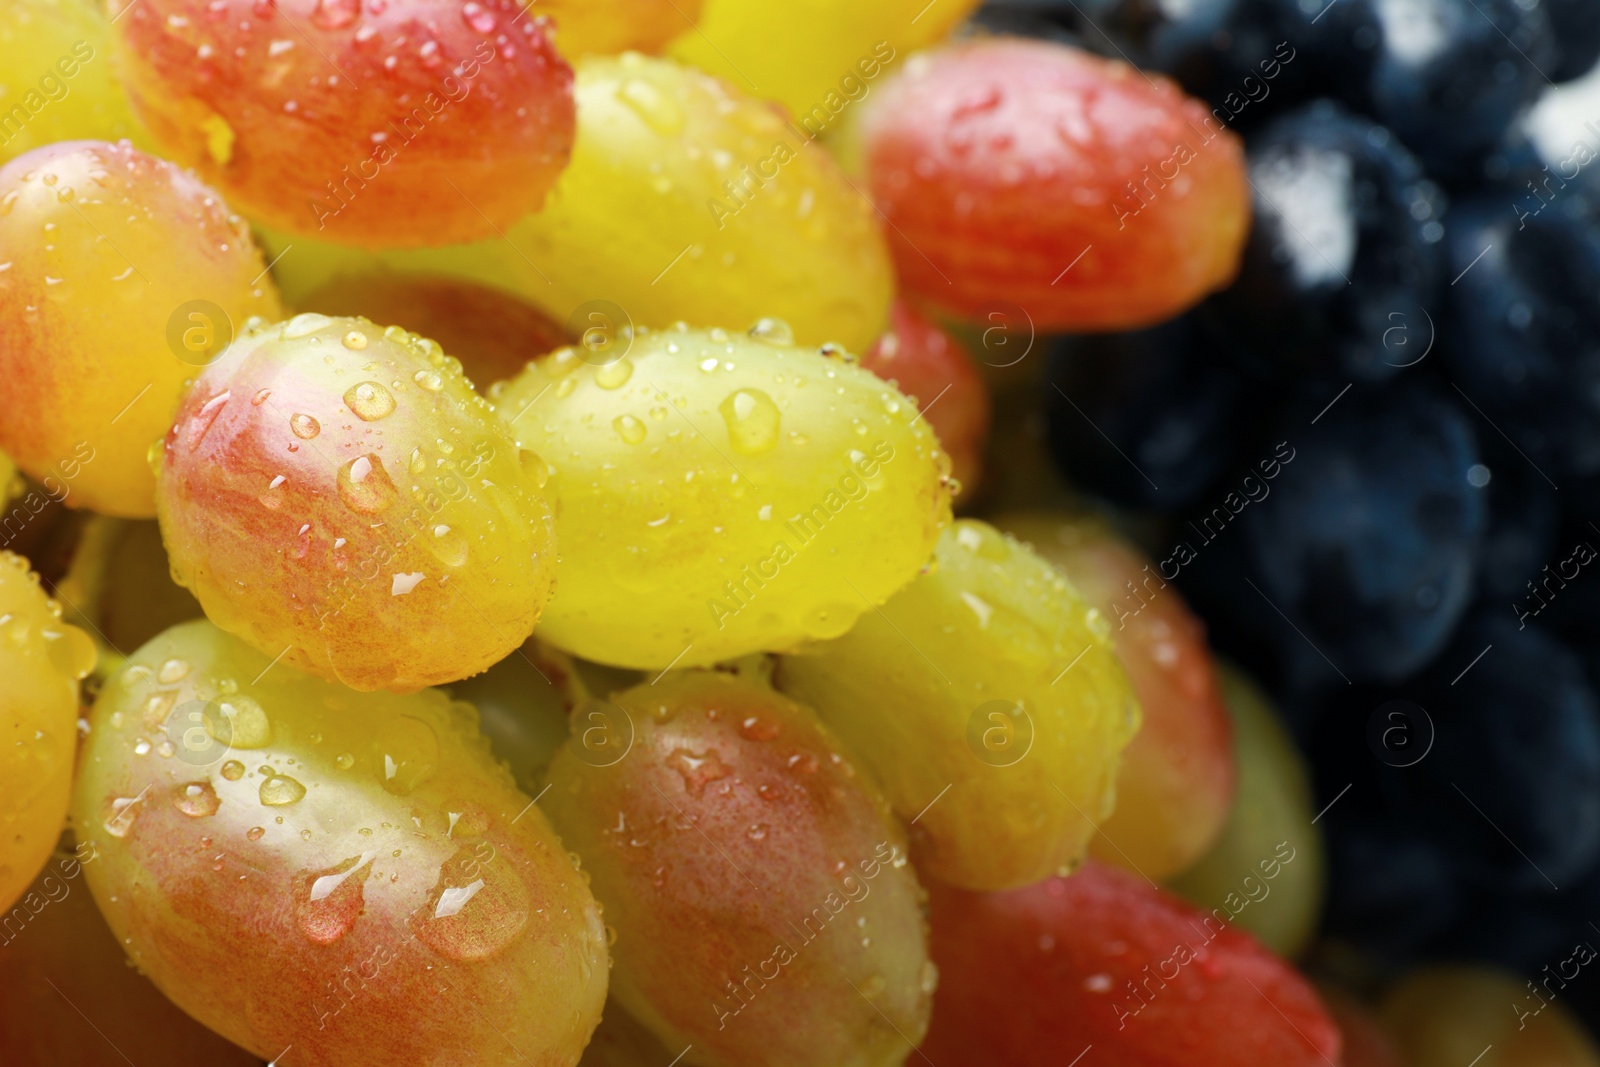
[0,0,148,165]
[1384,968,1600,1067]
[155,313,557,692]
[1169,663,1325,958]
[0,140,283,517]
[489,324,952,670]
[506,53,894,352]
[0,551,96,914]
[776,519,1140,891]
[71,619,609,1067]
[545,671,933,1067]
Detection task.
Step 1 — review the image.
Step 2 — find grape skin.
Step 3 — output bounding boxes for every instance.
[776,519,1141,891]
[0,140,283,517]
[71,619,609,1067]
[490,323,952,670]
[156,313,557,692]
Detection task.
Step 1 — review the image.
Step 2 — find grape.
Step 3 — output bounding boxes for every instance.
[109,0,575,248]
[667,0,979,119]
[1169,663,1325,958]
[0,838,260,1066]
[71,619,609,1067]
[155,313,557,692]
[0,551,95,915]
[920,863,1343,1067]
[506,53,893,352]
[299,273,572,390]
[856,38,1249,331]
[544,670,933,1067]
[0,0,148,165]
[545,0,705,58]
[995,512,1235,880]
[1383,968,1600,1067]
[489,324,951,670]
[860,301,990,501]
[0,140,283,518]
[776,519,1140,891]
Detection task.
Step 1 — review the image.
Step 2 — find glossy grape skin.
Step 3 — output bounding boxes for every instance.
[858,38,1249,332]
[776,519,1139,891]
[0,140,283,518]
[109,0,575,248]
[156,313,557,692]
[919,863,1342,1067]
[300,273,572,390]
[70,619,609,1067]
[995,513,1234,881]
[0,839,260,1067]
[1168,664,1324,958]
[1383,968,1600,1067]
[546,0,704,57]
[490,324,951,670]
[667,0,979,119]
[0,552,96,914]
[0,0,147,165]
[544,671,932,1067]
[861,301,990,501]
[507,54,893,352]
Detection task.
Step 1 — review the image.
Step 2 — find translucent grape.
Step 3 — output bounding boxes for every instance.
[156,313,556,692]
[0,140,283,517]
[667,0,978,119]
[507,53,893,352]
[545,671,932,1067]
[71,619,608,1067]
[490,324,951,670]
[0,0,148,165]
[0,551,96,914]
[996,512,1235,880]
[776,519,1140,890]
[109,0,575,247]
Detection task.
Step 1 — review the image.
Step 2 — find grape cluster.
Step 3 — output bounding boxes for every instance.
[0,1,1593,1066]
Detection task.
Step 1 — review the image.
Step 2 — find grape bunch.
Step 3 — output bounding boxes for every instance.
[0,0,1595,1066]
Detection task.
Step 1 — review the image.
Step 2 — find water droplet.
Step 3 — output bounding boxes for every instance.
[343,330,368,350]
[411,845,530,960]
[259,774,306,806]
[102,794,144,838]
[426,524,469,568]
[335,753,355,771]
[282,313,333,339]
[290,413,320,439]
[461,0,497,32]
[719,389,781,454]
[666,748,732,798]
[373,716,439,795]
[594,358,634,389]
[311,0,359,28]
[748,318,794,345]
[221,760,245,781]
[186,391,231,451]
[344,381,396,421]
[413,369,443,392]
[612,414,647,445]
[246,826,265,841]
[210,697,272,749]
[739,716,780,741]
[746,823,768,841]
[338,454,398,514]
[173,781,221,817]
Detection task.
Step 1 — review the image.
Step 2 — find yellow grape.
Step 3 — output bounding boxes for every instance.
[545,0,705,57]
[776,519,1140,890]
[490,323,952,670]
[0,0,147,165]
[1168,663,1325,958]
[71,619,609,1067]
[0,140,283,517]
[507,54,893,352]
[667,0,979,119]
[1383,967,1600,1067]
[0,551,96,914]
